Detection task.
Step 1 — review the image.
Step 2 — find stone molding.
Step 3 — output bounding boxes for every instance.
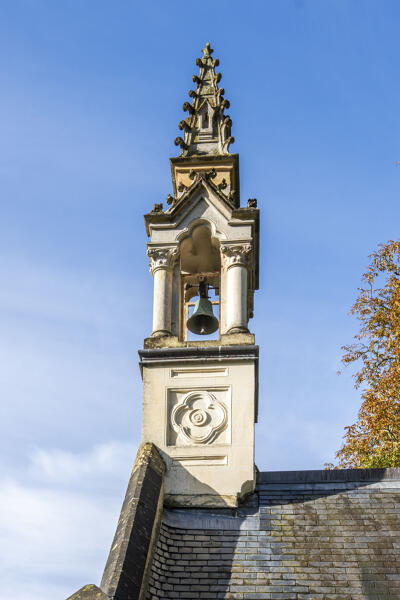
[139,344,259,363]
[147,246,178,274]
[220,243,252,269]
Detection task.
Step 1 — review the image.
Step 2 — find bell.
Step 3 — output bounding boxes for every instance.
[187,281,219,335]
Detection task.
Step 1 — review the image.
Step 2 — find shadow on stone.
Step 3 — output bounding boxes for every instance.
[160,452,251,508]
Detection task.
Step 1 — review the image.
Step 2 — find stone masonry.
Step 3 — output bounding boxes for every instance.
[146,469,400,600]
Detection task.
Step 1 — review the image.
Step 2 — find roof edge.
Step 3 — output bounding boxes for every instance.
[257,467,400,484]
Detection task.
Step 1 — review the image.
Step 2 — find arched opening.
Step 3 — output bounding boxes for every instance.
[179,223,220,341]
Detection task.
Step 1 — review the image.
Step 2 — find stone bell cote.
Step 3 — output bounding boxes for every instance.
[144,43,259,347]
[140,44,260,507]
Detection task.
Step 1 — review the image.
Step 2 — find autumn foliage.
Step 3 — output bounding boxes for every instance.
[336,240,400,468]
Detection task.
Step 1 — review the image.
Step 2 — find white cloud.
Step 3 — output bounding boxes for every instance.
[0,441,139,600]
[0,254,144,598]
[29,441,137,490]
[0,581,74,600]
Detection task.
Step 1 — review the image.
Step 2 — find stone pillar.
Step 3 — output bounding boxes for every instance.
[147,247,178,337]
[221,243,252,334]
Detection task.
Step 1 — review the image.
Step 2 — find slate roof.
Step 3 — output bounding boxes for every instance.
[66,447,400,600]
[146,468,400,600]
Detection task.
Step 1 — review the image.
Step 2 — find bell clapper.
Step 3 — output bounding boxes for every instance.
[198,279,208,299]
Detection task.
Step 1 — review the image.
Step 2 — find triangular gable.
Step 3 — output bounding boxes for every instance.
[144,173,235,237]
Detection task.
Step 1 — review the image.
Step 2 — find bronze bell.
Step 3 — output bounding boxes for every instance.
[187,281,219,335]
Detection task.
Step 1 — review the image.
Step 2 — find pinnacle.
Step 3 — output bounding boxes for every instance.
[174,44,234,157]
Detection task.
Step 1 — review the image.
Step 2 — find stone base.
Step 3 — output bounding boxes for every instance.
[139,345,258,507]
[143,332,255,349]
[226,326,250,335]
[150,329,172,338]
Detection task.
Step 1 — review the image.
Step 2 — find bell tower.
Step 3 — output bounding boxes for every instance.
[139,43,259,507]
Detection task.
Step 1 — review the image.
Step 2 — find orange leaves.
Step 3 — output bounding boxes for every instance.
[336,240,400,469]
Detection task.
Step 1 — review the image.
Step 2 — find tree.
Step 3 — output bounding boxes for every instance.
[336,240,400,468]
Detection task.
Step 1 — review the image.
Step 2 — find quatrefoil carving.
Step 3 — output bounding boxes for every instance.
[171,391,228,445]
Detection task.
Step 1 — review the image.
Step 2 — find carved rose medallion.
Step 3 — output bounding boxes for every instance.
[171,391,228,445]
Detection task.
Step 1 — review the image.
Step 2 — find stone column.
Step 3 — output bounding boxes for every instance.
[147,247,178,337]
[221,243,252,334]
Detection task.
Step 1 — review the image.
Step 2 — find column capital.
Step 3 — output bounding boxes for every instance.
[220,243,252,269]
[147,246,179,275]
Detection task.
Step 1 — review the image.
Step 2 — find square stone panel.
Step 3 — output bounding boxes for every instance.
[166,387,231,447]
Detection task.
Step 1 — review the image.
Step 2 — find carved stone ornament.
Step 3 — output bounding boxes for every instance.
[147,247,178,274]
[220,243,252,268]
[175,43,234,156]
[151,203,163,213]
[171,391,228,445]
[218,178,227,191]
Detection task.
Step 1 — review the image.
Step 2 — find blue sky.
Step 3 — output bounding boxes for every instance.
[1,1,399,598]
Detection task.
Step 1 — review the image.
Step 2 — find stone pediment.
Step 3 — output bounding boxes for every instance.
[144,172,234,237]
[169,169,236,218]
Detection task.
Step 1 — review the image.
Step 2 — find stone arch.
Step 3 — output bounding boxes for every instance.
[179,220,222,275]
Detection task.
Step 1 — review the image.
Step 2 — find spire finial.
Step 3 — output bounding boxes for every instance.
[174,44,234,157]
[202,42,213,58]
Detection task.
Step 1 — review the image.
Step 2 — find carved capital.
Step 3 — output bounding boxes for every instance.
[220,243,252,269]
[147,247,178,274]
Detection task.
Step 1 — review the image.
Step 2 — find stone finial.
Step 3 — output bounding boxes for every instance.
[202,42,214,58]
[175,43,234,157]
